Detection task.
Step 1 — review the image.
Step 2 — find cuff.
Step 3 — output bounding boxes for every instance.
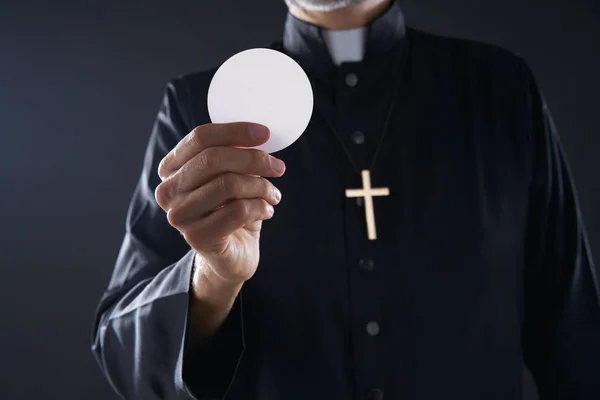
[175,252,245,399]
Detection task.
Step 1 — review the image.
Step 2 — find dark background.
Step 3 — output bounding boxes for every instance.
[0,0,598,399]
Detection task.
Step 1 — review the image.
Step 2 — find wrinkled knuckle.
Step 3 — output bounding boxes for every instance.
[154,181,172,209]
[167,200,191,228]
[197,148,215,170]
[254,150,270,169]
[258,199,271,214]
[166,207,183,227]
[188,126,206,149]
[261,178,273,196]
[213,174,227,193]
[157,158,169,180]
[216,173,238,195]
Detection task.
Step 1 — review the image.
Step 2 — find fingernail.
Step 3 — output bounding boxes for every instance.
[266,204,275,217]
[250,124,269,140]
[270,157,286,173]
[272,187,282,203]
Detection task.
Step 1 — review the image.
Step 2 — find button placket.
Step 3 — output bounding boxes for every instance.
[345,72,359,87]
[350,130,365,145]
[367,388,384,400]
[359,258,374,271]
[337,65,386,396]
[366,321,380,336]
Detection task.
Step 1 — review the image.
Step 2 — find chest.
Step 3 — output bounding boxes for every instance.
[246,75,531,315]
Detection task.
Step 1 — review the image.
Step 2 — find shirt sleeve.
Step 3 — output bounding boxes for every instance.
[90,78,245,400]
[521,60,600,399]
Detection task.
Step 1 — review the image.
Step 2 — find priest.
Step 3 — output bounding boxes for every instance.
[91,0,600,399]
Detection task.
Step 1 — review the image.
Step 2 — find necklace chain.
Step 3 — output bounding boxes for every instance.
[316,45,408,176]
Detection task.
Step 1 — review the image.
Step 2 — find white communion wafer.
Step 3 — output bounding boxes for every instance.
[207,48,314,154]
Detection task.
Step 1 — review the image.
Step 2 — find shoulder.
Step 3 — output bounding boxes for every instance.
[407,27,527,84]
[169,40,284,98]
[407,26,524,68]
[162,41,284,127]
[168,66,218,106]
[174,67,219,96]
[158,67,218,129]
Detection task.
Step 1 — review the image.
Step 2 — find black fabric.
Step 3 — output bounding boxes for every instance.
[282,2,408,170]
[92,3,600,399]
[183,294,244,399]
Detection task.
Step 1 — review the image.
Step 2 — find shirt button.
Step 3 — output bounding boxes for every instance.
[345,72,358,87]
[359,258,374,271]
[366,321,380,336]
[350,130,365,144]
[367,388,384,400]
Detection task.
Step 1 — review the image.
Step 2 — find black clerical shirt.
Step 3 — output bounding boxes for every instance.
[92,3,600,399]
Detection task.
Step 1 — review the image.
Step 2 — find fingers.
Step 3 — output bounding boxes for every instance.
[158,122,270,180]
[155,147,285,209]
[164,174,281,226]
[154,122,285,251]
[173,147,285,193]
[180,199,275,249]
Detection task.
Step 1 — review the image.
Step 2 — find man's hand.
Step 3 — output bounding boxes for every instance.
[155,122,285,287]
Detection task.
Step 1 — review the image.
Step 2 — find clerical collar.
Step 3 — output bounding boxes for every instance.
[282,0,407,79]
[322,27,367,66]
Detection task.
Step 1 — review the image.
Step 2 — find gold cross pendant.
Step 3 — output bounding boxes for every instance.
[345,170,390,240]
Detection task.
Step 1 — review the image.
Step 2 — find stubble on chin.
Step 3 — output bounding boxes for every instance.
[285,0,364,12]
